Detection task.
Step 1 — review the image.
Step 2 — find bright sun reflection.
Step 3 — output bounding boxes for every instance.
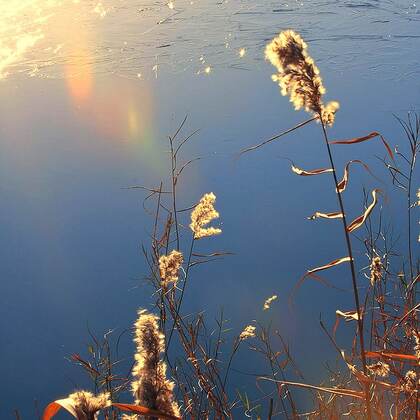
[0,0,54,78]
[63,18,94,105]
[0,0,106,83]
[0,0,159,171]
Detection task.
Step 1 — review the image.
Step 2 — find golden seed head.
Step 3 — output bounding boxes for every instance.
[159,250,183,285]
[130,309,180,417]
[239,325,256,340]
[68,390,111,417]
[367,361,390,378]
[265,30,339,125]
[321,101,340,126]
[263,295,278,310]
[190,192,222,239]
[412,329,420,361]
[369,256,383,286]
[402,370,418,392]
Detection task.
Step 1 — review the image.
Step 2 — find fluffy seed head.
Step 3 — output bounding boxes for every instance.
[130,309,180,418]
[263,295,278,310]
[369,256,383,286]
[239,325,256,340]
[190,192,222,239]
[402,370,418,393]
[265,30,339,125]
[159,250,183,285]
[321,101,340,126]
[367,361,390,378]
[412,329,420,361]
[68,390,110,419]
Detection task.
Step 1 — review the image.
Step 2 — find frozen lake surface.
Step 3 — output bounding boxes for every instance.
[0,0,419,416]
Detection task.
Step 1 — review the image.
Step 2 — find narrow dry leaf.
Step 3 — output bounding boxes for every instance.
[333,309,362,338]
[329,131,394,160]
[336,159,373,193]
[113,402,182,420]
[336,310,360,321]
[43,399,78,419]
[347,189,380,233]
[307,211,344,220]
[307,256,352,275]
[291,163,334,176]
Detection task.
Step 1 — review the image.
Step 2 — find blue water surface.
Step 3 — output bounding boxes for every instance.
[0,0,419,417]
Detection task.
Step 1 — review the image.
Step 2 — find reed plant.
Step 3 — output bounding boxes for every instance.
[42,31,418,420]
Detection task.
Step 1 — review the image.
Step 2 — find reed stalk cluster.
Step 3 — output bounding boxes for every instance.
[43,30,418,420]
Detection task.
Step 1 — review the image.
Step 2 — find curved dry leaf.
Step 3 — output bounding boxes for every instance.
[336,159,374,193]
[291,271,343,306]
[113,403,181,420]
[307,256,352,275]
[332,309,359,338]
[333,309,362,338]
[43,399,77,420]
[329,131,394,160]
[308,211,343,220]
[336,309,360,321]
[347,189,380,233]
[291,163,333,176]
[290,257,350,304]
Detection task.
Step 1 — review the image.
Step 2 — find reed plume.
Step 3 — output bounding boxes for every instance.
[239,325,256,340]
[265,30,339,125]
[369,256,383,286]
[67,390,111,420]
[367,361,390,378]
[412,329,420,360]
[190,192,222,239]
[159,250,183,286]
[263,295,277,310]
[129,309,180,419]
[402,370,418,393]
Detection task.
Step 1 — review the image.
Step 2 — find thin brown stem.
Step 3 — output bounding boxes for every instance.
[169,137,180,250]
[319,119,372,420]
[239,117,316,156]
[165,236,195,356]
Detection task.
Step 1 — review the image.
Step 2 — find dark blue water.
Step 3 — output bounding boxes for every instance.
[0,0,419,417]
